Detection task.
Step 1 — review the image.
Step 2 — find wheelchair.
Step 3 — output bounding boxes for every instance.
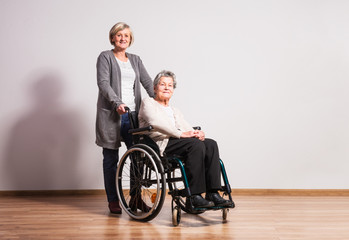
[116,109,235,226]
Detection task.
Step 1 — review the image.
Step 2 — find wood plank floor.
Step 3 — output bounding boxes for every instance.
[1,194,349,240]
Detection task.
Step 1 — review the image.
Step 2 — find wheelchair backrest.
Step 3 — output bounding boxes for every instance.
[127,110,139,130]
[126,108,160,154]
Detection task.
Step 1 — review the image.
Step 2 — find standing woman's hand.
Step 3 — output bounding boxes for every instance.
[117,104,128,115]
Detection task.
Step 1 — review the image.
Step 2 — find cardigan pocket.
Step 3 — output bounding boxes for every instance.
[96,108,120,145]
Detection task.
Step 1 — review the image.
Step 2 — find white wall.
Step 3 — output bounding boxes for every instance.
[1,0,348,190]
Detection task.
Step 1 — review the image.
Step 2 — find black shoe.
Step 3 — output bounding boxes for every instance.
[205,192,232,207]
[186,194,214,208]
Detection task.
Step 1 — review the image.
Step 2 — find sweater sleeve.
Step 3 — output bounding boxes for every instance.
[139,98,182,138]
[173,108,195,132]
[96,52,123,110]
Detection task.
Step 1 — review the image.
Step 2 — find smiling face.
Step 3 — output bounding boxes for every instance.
[154,76,174,104]
[112,28,131,51]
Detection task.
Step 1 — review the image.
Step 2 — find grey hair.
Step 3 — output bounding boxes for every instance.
[153,70,177,89]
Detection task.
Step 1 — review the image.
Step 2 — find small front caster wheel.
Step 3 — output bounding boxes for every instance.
[222,208,228,221]
[172,205,181,226]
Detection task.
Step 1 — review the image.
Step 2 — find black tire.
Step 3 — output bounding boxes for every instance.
[116,144,166,221]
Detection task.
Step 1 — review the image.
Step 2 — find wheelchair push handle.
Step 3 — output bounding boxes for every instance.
[124,106,131,113]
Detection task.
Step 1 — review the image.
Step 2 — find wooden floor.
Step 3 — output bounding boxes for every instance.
[1,194,349,240]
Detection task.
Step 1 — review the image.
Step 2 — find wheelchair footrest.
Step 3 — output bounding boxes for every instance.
[168,188,190,198]
[193,204,235,211]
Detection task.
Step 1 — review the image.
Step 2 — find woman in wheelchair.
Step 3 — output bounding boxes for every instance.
[138,70,233,209]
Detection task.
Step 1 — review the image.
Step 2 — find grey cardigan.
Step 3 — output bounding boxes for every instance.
[95,50,154,149]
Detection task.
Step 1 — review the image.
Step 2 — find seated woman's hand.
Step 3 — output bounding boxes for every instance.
[194,130,205,141]
[180,130,205,141]
[180,131,196,138]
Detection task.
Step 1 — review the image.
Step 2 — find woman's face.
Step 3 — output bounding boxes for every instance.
[154,77,174,102]
[112,28,131,50]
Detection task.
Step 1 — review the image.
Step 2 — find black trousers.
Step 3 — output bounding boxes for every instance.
[164,138,221,195]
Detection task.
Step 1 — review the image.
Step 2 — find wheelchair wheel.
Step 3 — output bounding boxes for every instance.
[116,144,166,221]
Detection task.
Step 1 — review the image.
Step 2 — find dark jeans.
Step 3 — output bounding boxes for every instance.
[103,113,133,203]
[164,138,221,195]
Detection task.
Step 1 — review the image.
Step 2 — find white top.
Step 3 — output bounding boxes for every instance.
[116,57,136,111]
[138,97,195,156]
[160,105,176,127]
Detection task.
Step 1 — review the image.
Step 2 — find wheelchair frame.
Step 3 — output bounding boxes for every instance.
[115,109,234,226]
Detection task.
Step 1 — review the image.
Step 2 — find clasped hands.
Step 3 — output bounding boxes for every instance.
[181,130,205,141]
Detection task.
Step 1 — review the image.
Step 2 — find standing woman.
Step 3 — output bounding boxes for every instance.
[95,22,154,214]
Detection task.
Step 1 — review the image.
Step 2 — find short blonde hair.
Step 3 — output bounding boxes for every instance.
[109,22,134,47]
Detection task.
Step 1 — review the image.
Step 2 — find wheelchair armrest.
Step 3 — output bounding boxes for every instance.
[128,126,153,135]
[129,125,199,135]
